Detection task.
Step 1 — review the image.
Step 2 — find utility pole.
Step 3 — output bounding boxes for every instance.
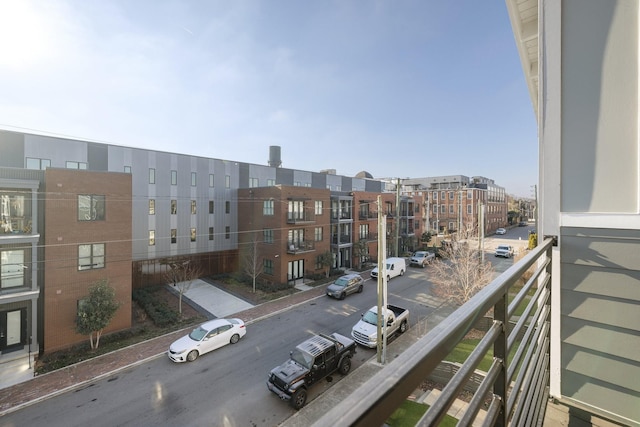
[376,195,388,364]
[394,178,400,257]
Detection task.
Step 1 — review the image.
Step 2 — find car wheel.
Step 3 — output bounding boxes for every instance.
[340,292,346,300]
[230,333,240,344]
[386,275,390,282]
[399,321,408,334]
[291,388,307,410]
[400,269,405,276]
[339,357,352,375]
[186,350,199,362]
[357,285,363,293]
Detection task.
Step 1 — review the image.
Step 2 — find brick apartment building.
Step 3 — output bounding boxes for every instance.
[43,169,132,353]
[238,186,423,285]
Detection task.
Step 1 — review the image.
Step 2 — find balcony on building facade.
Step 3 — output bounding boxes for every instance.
[358,232,378,242]
[286,210,315,224]
[358,210,378,220]
[314,238,555,426]
[1,188,35,237]
[286,240,315,254]
[331,234,352,245]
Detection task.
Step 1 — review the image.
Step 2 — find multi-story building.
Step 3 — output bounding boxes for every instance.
[0,168,41,365]
[42,169,132,353]
[237,186,423,285]
[402,175,508,235]
[0,130,386,364]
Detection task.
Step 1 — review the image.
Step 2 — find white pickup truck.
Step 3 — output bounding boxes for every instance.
[495,245,515,258]
[351,304,409,348]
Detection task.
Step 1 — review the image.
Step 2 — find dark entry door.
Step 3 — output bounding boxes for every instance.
[0,309,25,352]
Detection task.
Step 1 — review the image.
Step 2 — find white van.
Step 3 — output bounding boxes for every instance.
[370,257,406,281]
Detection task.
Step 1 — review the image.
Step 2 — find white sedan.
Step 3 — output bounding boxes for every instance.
[168,318,246,363]
[495,228,507,235]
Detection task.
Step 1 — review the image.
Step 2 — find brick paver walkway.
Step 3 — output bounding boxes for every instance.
[0,285,327,415]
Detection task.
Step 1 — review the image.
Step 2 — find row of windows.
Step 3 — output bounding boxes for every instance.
[148,227,231,245]
[432,204,475,214]
[152,200,230,215]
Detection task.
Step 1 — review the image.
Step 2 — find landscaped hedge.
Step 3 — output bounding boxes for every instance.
[132,287,180,327]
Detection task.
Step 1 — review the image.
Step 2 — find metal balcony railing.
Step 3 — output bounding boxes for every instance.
[312,237,555,427]
[286,211,315,223]
[286,240,315,254]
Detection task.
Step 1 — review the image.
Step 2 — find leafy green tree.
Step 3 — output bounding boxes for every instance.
[421,231,432,246]
[76,279,122,350]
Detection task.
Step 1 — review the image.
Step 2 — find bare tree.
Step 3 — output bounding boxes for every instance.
[318,251,334,278]
[243,232,264,293]
[353,240,368,270]
[430,228,494,306]
[163,258,202,315]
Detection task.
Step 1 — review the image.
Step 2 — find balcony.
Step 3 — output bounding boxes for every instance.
[296,238,557,426]
[331,234,352,245]
[358,210,378,220]
[286,240,315,254]
[286,211,315,224]
[358,232,377,242]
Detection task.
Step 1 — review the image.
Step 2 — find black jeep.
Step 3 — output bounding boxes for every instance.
[267,332,356,409]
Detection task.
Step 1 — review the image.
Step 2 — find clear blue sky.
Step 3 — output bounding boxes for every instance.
[0,0,537,197]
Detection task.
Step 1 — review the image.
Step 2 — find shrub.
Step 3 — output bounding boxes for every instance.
[132,287,180,327]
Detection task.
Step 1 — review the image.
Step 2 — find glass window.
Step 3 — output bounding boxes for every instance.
[315,227,323,241]
[267,179,275,186]
[171,229,177,244]
[124,166,131,173]
[78,243,105,270]
[467,190,472,199]
[449,205,454,214]
[441,205,446,214]
[26,157,50,170]
[209,201,214,214]
[449,191,454,200]
[225,175,230,188]
[433,204,438,213]
[264,259,273,275]
[1,249,25,288]
[191,172,197,186]
[191,200,197,214]
[263,200,274,215]
[315,201,323,215]
[66,161,87,169]
[225,201,230,214]
[149,230,155,246]
[171,170,177,185]
[209,174,214,187]
[225,226,230,239]
[78,195,105,221]
[209,227,214,241]
[249,177,259,188]
[467,204,472,214]
[190,228,196,242]
[149,168,156,184]
[171,200,177,214]
[441,191,445,200]
[263,228,274,243]
[149,199,155,215]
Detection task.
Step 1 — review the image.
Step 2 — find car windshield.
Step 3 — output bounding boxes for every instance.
[189,326,208,341]
[362,310,380,326]
[290,348,314,369]
[333,277,348,287]
[497,245,510,250]
[414,252,426,258]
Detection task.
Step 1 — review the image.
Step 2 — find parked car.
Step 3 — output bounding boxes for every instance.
[495,245,515,258]
[409,251,435,268]
[370,257,406,281]
[267,333,356,409]
[326,273,364,299]
[496,228,507,235]
[168,318,246,362]
[518,221,527,227]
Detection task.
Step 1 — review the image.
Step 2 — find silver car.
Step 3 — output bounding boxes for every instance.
[326,274,365,300]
